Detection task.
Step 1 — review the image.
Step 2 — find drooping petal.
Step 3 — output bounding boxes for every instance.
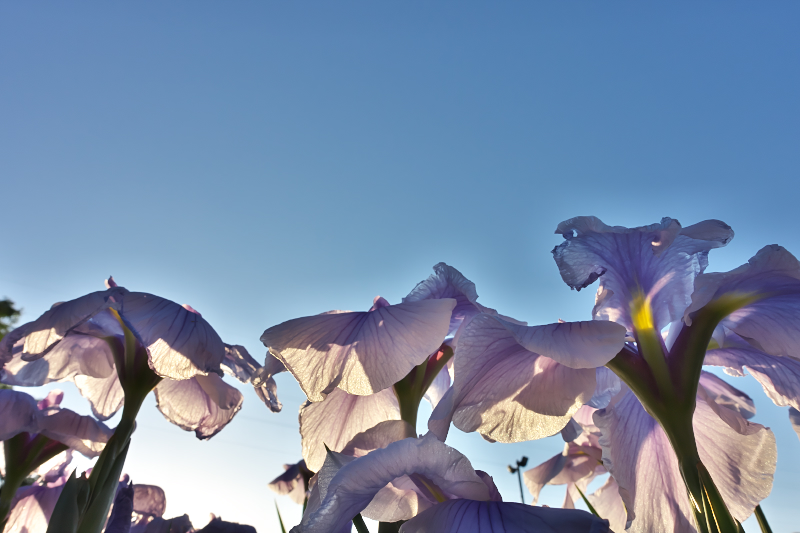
[261,298,456,401]
[553,216,732,331]
[704,347,800,411]
[118,292,226,380]
[294,434,491,533]
[154,373,243,439]
[594,391,775,532]
[790,408,800,442]
[5,467,70,533]
[398,500,610,533]
[698,371,756,419]
[523,453,567,504]
[585,477,626,533]
[269,461,309,505]
[686,245,800,358]
[0,388,39,440]
[300,387,401,471]
[504,320,627,370]
[446,314,597,443]
[2,335,116,387]
[404,263,498,335]
[74,372,125,421]
[16,288,126,360]
[37,405,114,457]
[341,420,416,457]
[222,344,283,412]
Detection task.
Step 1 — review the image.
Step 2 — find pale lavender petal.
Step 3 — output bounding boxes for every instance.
[32,450,73,480]
[399,500,610,533]
[586,368,622,410]
[5,472,69,533]
[428,386,455,441]
[269,460,308,505]
[2,335,116,390]
[594,391,775,532]
[704,347,800,410]
[553,216,732,331]
[154,373,243,439]
[449,315,597,443]
[222,344,283,413]
[586,477,626,533]
[404,263,499,335]
[789,408,800,442]
[294,434,491,533]
[300,387,401,471]
[698,371,756,419]
[341,420,416,457]
[505,319,627,370]
[17,288,126,360]
[686,246,800,360]
[261,299,456,401]
[423,357,452,409]
[118,292,226,380]
[37,405,114,457]
[74,372,125,421]
[523,453,567,504]
[0,388,40,440]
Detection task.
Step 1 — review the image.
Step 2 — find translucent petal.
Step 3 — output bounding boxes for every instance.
[300,387,400,471]
[154,374,243,439]
[553,216,732,331]
[262,299,456,401]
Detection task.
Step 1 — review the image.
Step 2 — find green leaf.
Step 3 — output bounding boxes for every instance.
[275,501,287,533]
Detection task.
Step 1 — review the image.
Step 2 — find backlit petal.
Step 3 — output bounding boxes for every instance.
[154,374,243,439]
[300,387,401,471]
[553,216,732,331]
[262,299,456,401]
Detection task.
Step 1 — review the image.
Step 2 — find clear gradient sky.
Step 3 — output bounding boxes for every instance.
[2,2,799,531]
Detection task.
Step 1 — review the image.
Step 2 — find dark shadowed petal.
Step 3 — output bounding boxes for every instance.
[399,500,610,533]
[0,388,39,440]
[704,347,800,411]
[107,481,135,533]
[154,373,244,439]
[404,263,499,335]
[294,434,491,533]
[300,387,401,471]
[16,288,126,360]
[118,292,226,380]
[261,299,456,401]
[553,216,732,331]
[594,391,775,532]
[447,315,597,443]
[196,516,257,533]
[687,246,800,360]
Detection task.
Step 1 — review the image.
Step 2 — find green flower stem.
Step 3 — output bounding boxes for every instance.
[352,513,370,533]
[754,505,772,533]
[0,471,24,532]
[394,345,454,435]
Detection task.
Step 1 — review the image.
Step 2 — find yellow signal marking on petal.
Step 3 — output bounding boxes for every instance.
[630,290,656,332]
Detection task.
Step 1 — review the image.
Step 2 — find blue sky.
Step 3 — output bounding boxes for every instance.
[2,2,799,531]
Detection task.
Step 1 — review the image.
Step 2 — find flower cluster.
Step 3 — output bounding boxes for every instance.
[3,216,799,532]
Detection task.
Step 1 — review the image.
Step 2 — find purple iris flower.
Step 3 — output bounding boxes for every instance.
[293,433,610,533]
[3,451,73,533]
[0,279,260,439]
[550,216,796,530]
